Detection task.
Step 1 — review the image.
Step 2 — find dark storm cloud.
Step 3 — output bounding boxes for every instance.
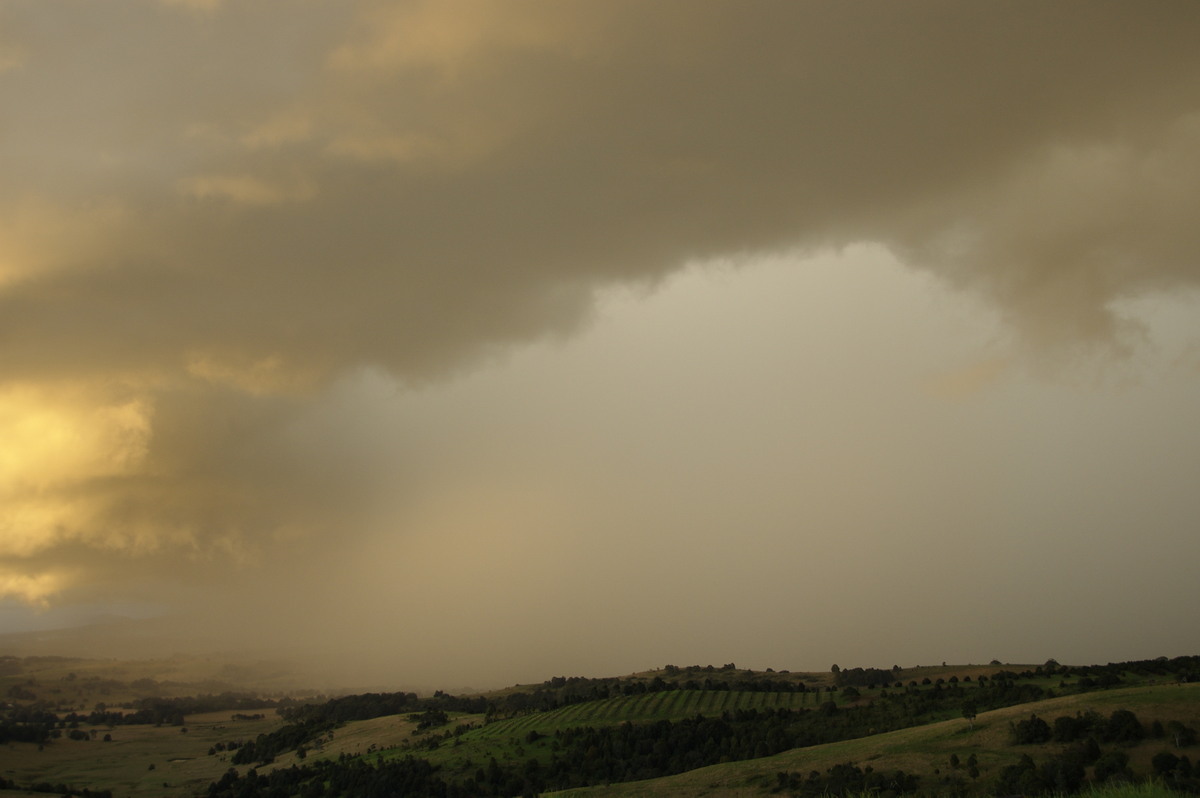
[2,0,1199,609]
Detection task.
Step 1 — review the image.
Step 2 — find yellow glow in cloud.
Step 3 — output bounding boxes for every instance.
[156,0,223,12]
[382,474,578,595]
[0,568,72,606]
[0,384,152,560]
[0,385,150,486]
[326,127,509,169]
[0,198,135,288]
[320,2,605,170]
[0,503,84,560]
[328,0,591,76]
[185,351,321,394]
[0,44,24,74]
[327,132,445,164]
[180,174,316,206]
[923,357,1011,401]
[240,110,315,149]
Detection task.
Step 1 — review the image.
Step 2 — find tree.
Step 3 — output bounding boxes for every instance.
[1093,750,1131,783]
[962,701,977,730]
[1153,751,1181,776]
[1012,714,1051,744]
[1103,710,1144,743]
[1167,720,1197,747]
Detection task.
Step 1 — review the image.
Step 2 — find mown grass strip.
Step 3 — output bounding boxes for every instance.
[661,690,686,717]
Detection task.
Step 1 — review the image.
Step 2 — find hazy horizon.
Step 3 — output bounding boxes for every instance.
[3,1,1200,689]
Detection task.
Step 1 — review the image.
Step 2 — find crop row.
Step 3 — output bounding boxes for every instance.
[472,691,814,739]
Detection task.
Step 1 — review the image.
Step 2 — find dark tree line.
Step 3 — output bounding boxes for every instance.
[1010,708,1183,746]
[0,775,112,798]
[234,691,493,765]
[1153,751,1200,794]
[773,762,921,796]
[208,758,468,798]
[1008,655,1200,686]
[1000,709,1200,796]
[0,719,53,744]
[832,666,897,688]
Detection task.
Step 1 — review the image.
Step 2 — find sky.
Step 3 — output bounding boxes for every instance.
[2,0,1200,690]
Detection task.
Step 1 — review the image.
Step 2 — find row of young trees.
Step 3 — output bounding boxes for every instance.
[1011,709,1197,747]
[994,746,1200,796]
[0,775,112,798]
[998,709,1200,796]
[774,763,921,796]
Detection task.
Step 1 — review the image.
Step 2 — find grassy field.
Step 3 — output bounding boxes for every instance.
[0,711,282,797]
[0,655,328,796]
[1081,784,1200,798]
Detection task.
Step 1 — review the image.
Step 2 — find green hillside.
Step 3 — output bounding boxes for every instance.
[545,683,1200,797]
